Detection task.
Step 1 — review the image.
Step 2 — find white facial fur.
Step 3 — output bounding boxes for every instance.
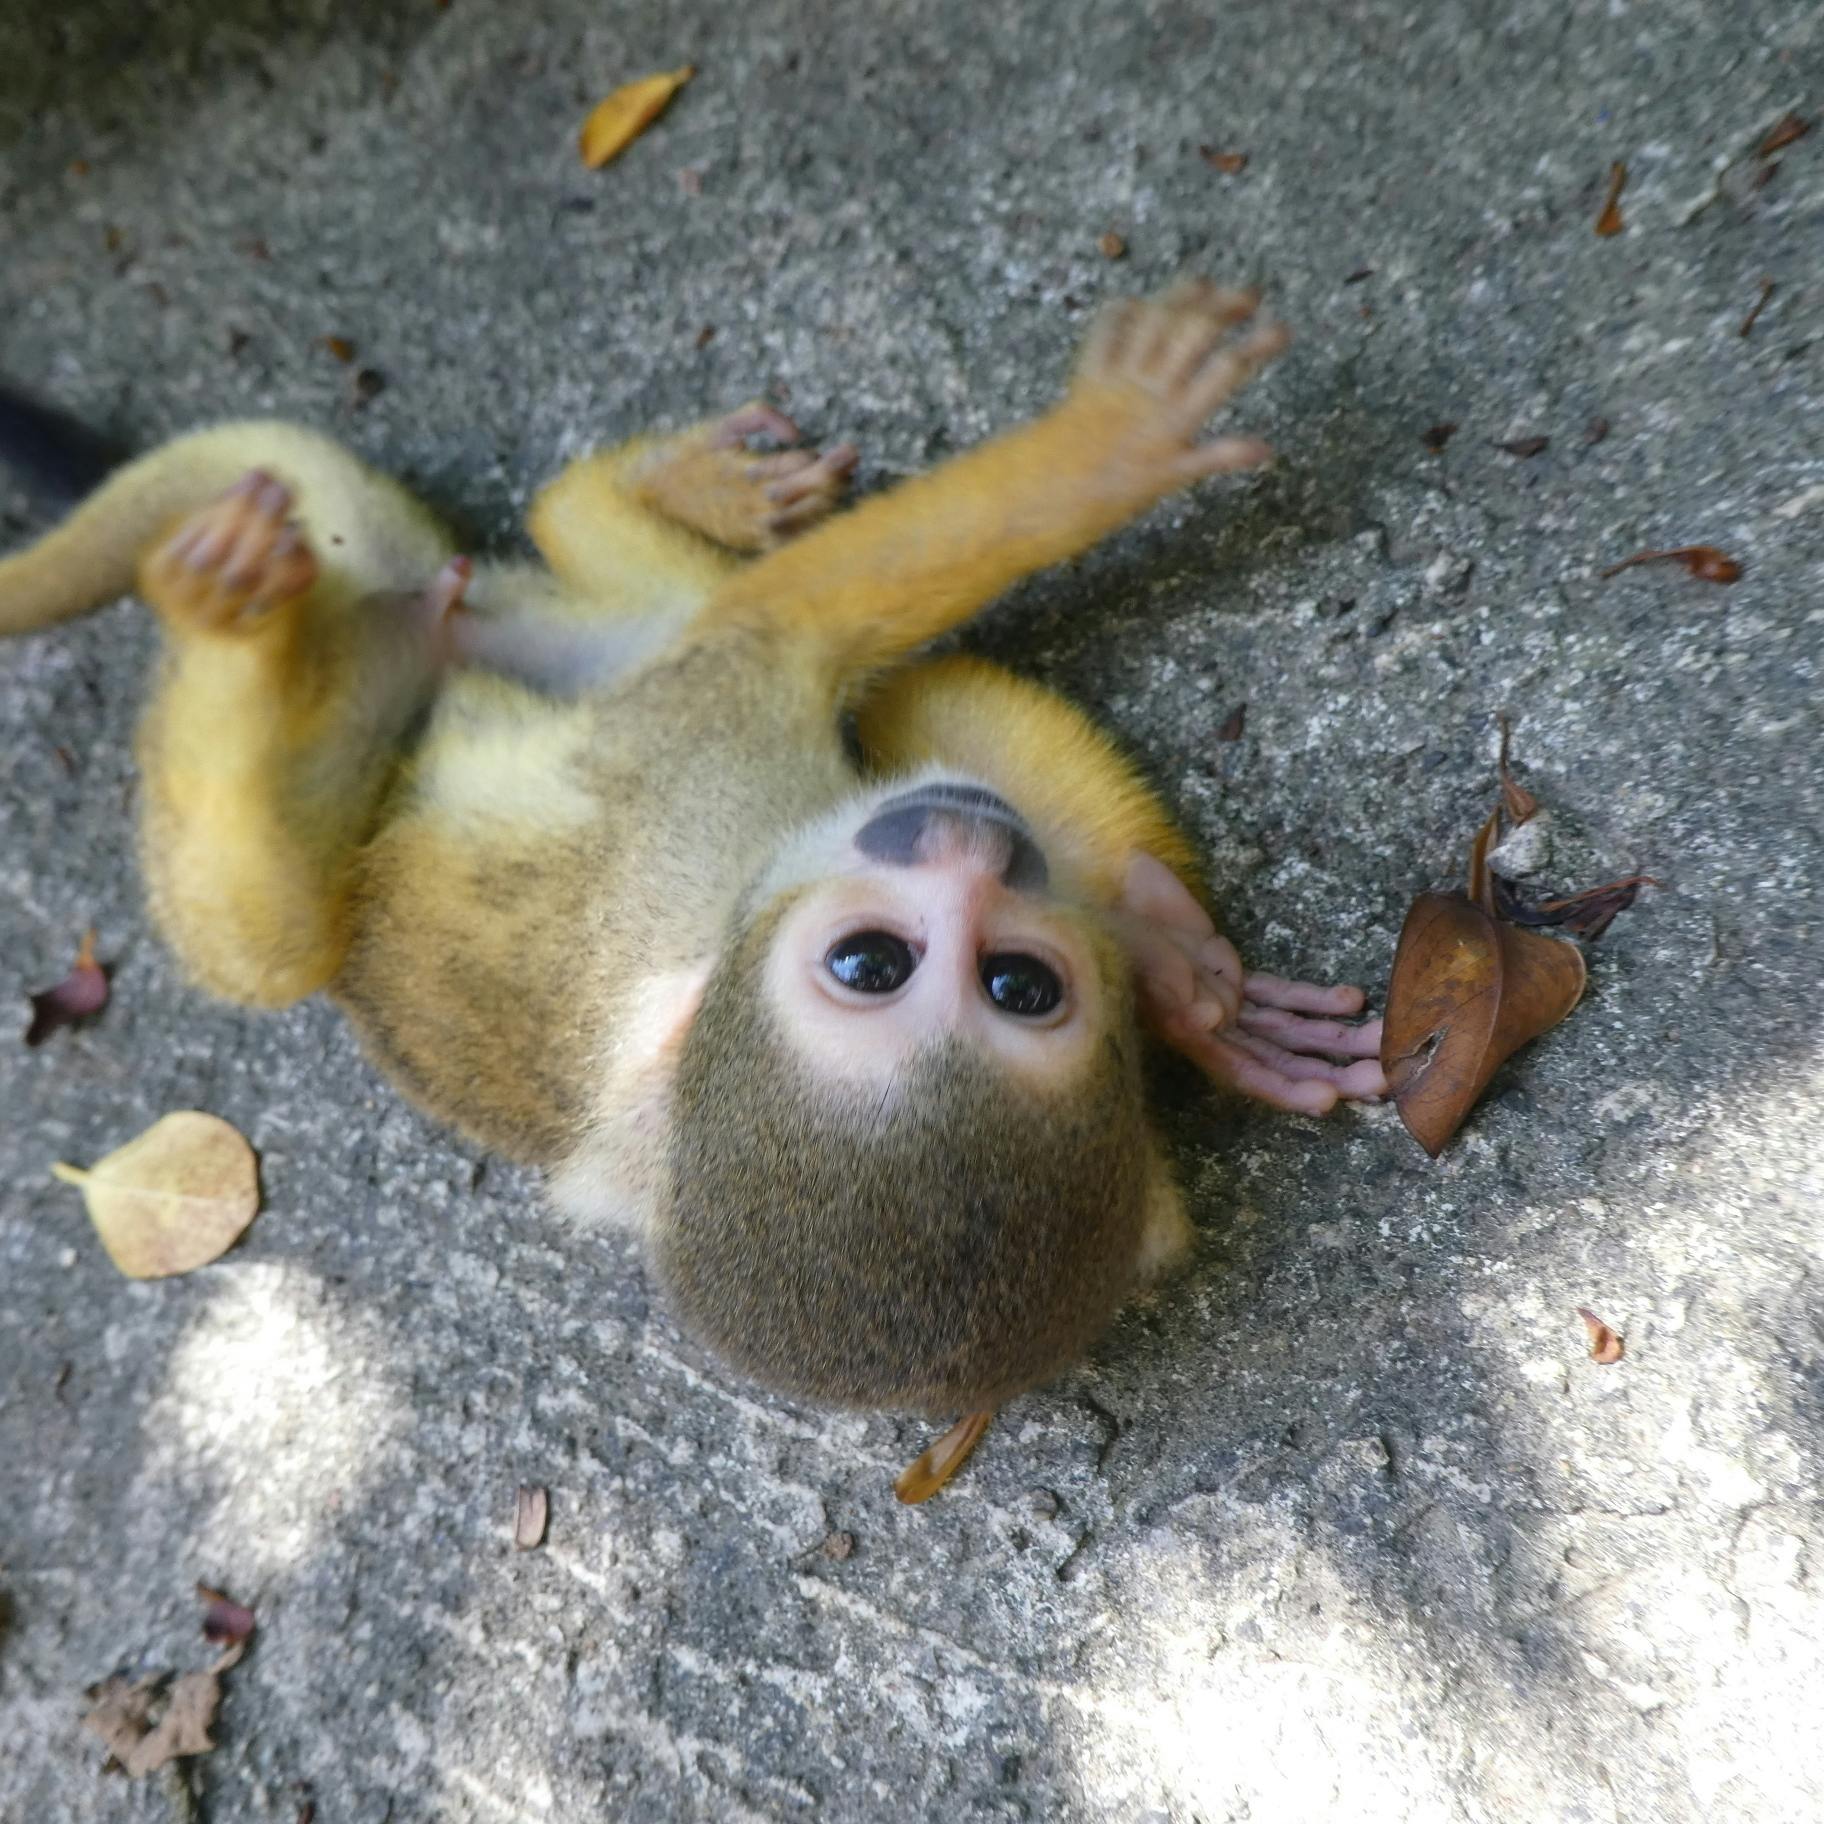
[759,771,1109,1101]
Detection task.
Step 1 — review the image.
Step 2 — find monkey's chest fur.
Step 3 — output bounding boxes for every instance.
[332,632,850,1168]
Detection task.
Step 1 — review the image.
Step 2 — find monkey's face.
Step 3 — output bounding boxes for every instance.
[756,775,1118,1104]
[659,773,1155,1413]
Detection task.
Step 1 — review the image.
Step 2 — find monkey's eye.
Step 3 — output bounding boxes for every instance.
[980,953,1063,1018]
[825,931,918,994]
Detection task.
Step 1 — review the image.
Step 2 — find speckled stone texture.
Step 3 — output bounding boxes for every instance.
[2,3,1820,1820]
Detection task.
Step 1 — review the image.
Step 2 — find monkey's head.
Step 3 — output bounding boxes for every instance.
[656,774,1160,1414]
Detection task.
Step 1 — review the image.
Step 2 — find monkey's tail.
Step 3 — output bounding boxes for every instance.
[0,401,451,636]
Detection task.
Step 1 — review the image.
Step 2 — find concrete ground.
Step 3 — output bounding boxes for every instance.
[2,2,1820,1819]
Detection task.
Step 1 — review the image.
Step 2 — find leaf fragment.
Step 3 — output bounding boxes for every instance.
[579,66,694,170]
[513,1485,549,1551]
[1739,277,1776,339]
[1382,893,1587,1156]
[1200,147,1249,174]
[1577,1306,1625,1364]
[1422,422,1458,452]
[1599,545,1741,583]
[1595,162,1627,236]
[25,927,108,1046]
[322,335,355,364]
[1757,112,1810,157]
[196,1583,255,1647]
[52,1112,260,1279]
[1496,713,1539,824]
[1216,703,1247,743]
[1492,872,1658,941]
[82,1655,235,1778]
[895,1411,994,1504]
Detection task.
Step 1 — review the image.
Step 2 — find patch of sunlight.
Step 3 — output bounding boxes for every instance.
[1065,1534,1463,1823]
[135,1262,405,1578]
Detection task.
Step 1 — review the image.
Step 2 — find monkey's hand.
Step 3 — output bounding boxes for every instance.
[1119,852,1386,1115]
[1067,281,1291,494]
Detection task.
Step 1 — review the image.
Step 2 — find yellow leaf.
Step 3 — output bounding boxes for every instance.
[894,1410,994,1504]
[52,1111,260,1279]
[579,65,694,170]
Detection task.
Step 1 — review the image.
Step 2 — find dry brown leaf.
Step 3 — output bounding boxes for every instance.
[895,1411,994,1504]
[514,1485,549,1550]
[579,66,694,170]
[1595,162,1627,236]
[1496,714,1539,825]
[82,1649,237,1778]
[1739,277,1776,338]
[81,1673,161,1770]
[322,335,355,364]
[1577,1306,1625,1364]
[52,1112,260,1279]
[1382,893,1587,1157]
[1492,872,1658,941]
[196,1583,255,1647]
[26,927,108,1046]
[1200,147,1249,174]
[1599,545,1741,584]
[1757,112,1810,156]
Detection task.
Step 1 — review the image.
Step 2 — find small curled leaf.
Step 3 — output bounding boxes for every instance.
[1577,1307,1625,1364]
[514,1485,549,1551]
[1599,546,1741,584]
[895,1411,994,1504]
[25,927,109,1045]
[1757,112,1810,157]
[52,1111,260,1278]
[579,66,694,169]
[1595,162,1627,236]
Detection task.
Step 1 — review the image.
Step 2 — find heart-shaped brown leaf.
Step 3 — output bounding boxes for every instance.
[894,1411,994,1505]
[1381,892,1587,1156]
[51,1112,260,1278]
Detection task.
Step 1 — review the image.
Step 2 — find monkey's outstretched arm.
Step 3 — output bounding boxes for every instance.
[698,283,1287,680]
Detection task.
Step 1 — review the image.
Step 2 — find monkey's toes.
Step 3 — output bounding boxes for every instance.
[711,401,802,449]
[145,469,318,632]
[762,442,859,541]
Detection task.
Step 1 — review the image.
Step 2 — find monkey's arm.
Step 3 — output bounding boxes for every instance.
[697,283,1287,680]
[858,654,1385,1113]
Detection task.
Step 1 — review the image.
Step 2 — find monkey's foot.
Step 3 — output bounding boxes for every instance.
[633,402,859,553]
[1119,851,1385,1116]
[141,470,319,634]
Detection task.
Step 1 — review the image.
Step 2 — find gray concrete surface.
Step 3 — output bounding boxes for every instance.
[2,2,1821,1819]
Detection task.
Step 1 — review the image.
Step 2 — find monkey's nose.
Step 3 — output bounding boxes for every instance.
[855,786,1049,892]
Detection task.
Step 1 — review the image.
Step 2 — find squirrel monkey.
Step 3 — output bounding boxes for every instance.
[1,281,1384,1451]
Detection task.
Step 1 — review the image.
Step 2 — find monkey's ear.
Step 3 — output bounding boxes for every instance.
[1133,1141,1194,1284]
[640,961,713,1072]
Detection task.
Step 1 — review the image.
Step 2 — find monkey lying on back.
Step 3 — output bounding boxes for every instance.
[0,281,1384,1472]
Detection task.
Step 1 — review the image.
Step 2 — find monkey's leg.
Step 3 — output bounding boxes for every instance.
[857,654,1385,1115]
[526,403,858,610]
[696,282,1287,681]
[135,472,460,1007]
